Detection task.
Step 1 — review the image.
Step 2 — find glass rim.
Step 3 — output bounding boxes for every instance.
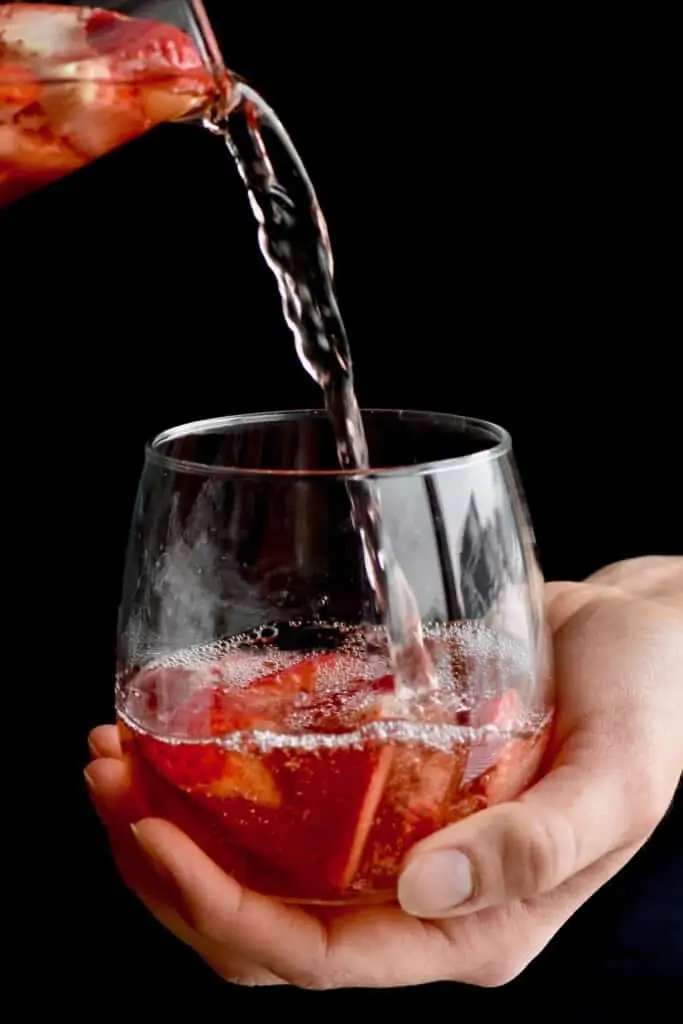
[145,408,512,480]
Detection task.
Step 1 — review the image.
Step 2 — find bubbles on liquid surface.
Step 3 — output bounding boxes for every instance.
[118,620,550,754]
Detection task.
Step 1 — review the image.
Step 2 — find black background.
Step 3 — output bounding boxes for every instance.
[3,3,681,1016]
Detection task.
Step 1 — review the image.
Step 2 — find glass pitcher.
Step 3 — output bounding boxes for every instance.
[0,0,232,206]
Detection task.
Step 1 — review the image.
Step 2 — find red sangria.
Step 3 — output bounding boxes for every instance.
[119,623,550,904]
[0,2,226,206]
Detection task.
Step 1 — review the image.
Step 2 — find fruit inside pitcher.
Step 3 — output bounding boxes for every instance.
[0,3,227,206]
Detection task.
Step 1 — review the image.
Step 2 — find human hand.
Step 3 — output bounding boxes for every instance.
[85,556,683,989]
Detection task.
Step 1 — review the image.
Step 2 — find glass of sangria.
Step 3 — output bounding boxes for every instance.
[116,408,554,906]
[0,0,230,207]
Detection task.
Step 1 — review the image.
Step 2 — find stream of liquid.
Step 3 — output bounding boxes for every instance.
[209,84,436,699]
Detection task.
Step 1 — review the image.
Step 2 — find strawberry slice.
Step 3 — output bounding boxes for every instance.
[356,739,466,890]
[85,10,214,122]
[138,682,281,807]
[224,740,396,897]
[335,745,395,888]
[185,654,346,731]
[195,751,281,807]
[182,657,397,895]
[469,688,522,730]
[38,77,149,158]
[403,748,464,836]
[475,732,546,805]
[0,122,84,173]
[172,684,278,738]
[370,673,395,695]
[0,63,40,109]
[283,665,396,733]
[85,9,206,79]
[133,654,406,896]
[143,652,347,741]
[449,689,549,816]
[139,726,281,809]
[249,652,340,699]
[462,688,522,783]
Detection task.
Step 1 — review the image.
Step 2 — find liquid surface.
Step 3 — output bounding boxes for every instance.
[118,622,551,903]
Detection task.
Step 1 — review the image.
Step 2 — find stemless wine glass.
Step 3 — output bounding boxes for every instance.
[0,0,229,206]
[116,409,553,905]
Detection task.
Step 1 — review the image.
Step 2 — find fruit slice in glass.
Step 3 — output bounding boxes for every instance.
[0,1,229,206]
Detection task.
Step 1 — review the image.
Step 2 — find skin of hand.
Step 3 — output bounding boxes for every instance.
[85,556,683,989]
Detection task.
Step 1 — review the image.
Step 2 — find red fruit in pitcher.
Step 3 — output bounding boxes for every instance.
[91,7,217,119]
[0,122,84,173]
[0,63,40,108]
[85,8,205,78]
[0,4,218,205]
[39,77,148,157]
[85,7,213,122]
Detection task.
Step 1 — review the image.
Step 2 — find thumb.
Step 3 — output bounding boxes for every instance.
[397,591,682,920]
[397,757,637,919]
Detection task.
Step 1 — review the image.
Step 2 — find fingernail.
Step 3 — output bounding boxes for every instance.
[83,766,97,791]
[87,738,99,759]
[398,849,474,917]
[130,824,171,881]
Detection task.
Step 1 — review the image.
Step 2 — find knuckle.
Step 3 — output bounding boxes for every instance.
[628,775,674,839]
[287,968,331,991]
[501,805,575,896]
[462,955,527,989]
[178,888,243,943]
[176,897,212,938]
[285,929,334,989]
[441,909,531,989]
[614,737,679,843]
